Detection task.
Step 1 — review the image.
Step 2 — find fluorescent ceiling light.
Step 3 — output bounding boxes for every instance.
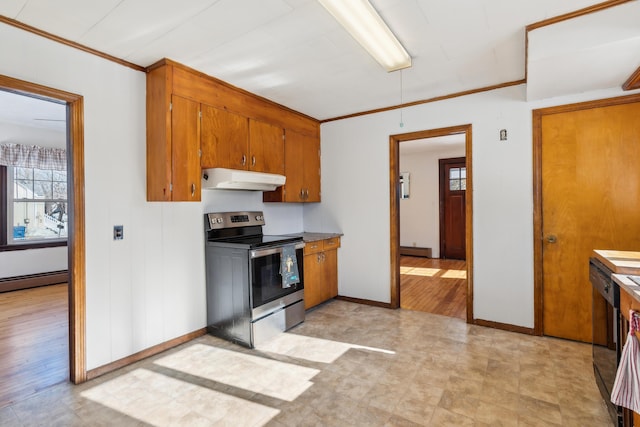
[318,0,412,72]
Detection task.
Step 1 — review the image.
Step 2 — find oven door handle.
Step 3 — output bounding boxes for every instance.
[251,242,305,259]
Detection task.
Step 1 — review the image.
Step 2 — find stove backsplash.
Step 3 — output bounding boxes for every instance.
[201,189,303,234]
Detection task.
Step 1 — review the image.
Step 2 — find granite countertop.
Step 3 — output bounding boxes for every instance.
[284,232,343,242]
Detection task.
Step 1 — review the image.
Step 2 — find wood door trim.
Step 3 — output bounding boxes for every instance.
[390,124,474,323]
[532,91,640,336]
[438,157,466,260]
[623,66,640,91]
[0,74,86,383]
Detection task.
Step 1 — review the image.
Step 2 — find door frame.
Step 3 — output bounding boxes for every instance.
[0,74,86,383]
[532,92,640,336]
[389,124,474,323]
[439,156,466,260]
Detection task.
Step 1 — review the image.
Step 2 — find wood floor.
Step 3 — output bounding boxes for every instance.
[400,256,467,320]
[0,284,69,408]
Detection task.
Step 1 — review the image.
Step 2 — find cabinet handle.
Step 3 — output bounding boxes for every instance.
[317,253,322,263]
[252,156,256,167]
[242,155,246,166]
[304,189,309,200]
[321,252,326,262]
[300,189,305,200]
[191,183,196,197]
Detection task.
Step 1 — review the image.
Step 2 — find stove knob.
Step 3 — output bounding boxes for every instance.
[216,218,223,224]
[256,215,263,221]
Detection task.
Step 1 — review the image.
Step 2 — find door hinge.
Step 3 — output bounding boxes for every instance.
[198,149,202,158]
[169,183,173,192]
[169,102,172,112]
[199,111,202,119]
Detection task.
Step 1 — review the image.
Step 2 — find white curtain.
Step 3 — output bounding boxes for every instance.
[0,143,66,170]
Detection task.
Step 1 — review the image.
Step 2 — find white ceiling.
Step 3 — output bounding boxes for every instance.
[0,89,66,131]
[0,0,639,121]
[400,134,464,155]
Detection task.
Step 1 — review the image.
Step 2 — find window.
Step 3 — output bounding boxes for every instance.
[3,165,68,246]
[449,167,466,191]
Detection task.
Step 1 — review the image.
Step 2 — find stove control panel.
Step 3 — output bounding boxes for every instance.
[205,211,266,230]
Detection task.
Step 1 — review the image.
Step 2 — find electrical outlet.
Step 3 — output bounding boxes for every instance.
[113,225,124,240]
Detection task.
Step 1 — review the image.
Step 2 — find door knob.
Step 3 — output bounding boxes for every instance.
[545,235,557,243]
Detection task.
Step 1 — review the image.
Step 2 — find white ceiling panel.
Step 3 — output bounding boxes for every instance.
[0,0,28,18]
[527,1,640,101]
[0,0,636,120]
[78,0,220,58]
[13,0,122,40]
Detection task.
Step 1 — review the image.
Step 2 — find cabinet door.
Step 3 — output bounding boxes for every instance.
[249,119,284,174]
[171,95,201,201]
[323,249,338,299]
[302,134,320,202]
[303,253,324,309]
[201,104,248,170]
[283,130,305,202]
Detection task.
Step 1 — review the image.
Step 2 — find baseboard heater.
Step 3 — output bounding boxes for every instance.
[0,270,68,293]
[399,246,432,258]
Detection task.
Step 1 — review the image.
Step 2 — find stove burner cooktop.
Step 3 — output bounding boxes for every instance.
[208,234,302,249]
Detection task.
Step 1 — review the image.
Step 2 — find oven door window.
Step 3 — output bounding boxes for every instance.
[251,248,303,308]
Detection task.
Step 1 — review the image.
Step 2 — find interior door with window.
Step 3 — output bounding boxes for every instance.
[440,157,466,260]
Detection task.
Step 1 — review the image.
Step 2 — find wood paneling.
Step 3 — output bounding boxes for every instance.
[535,98,640,342]
[390,125,473,323]
[400,256,466,319]
[0,284,69,408]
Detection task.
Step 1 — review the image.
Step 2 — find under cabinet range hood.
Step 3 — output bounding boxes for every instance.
[202,168,286,191]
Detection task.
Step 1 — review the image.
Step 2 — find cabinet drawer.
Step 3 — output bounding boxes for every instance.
[304,240,323,255]
[323,237,340,251]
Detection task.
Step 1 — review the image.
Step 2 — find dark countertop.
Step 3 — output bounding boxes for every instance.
[284,232,343,243]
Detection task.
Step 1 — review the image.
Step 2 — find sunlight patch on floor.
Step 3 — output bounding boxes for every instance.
[81,368,279,426]
[441,269,467,279]
[256,332,395,364]
[154,344,318,402]
[400,267,441,277]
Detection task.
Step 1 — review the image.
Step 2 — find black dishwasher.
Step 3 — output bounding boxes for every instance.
[589,257,622,427]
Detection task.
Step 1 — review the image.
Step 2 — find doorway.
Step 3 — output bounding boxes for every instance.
[389,124,473,323]
[533,93,640,340]
[0,74,86,383]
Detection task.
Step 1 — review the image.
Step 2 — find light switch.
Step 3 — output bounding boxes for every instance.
[113,225,124,240]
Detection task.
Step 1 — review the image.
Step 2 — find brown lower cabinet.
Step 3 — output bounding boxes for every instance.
[303,237,340,309]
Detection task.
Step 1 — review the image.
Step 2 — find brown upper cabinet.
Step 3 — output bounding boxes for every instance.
[146,58,320,202]
[264,129,320,202]
[147,65,201,201]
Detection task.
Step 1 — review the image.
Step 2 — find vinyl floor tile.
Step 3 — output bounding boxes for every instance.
[1,300,613,427]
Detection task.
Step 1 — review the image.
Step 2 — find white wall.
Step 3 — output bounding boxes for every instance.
[399,147,465,258]
[307,84,640,329]
[0,22,306,370]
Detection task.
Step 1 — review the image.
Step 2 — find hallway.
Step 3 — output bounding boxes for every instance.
[400,256,466,320]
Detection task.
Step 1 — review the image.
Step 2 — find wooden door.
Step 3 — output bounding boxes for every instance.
[200,104,248,170]
[541,101,640,342]
[171,95,200,201]
[439,157,466,259]
[248,119,284,174]
[302,133,321,202]
[324,249,338,299]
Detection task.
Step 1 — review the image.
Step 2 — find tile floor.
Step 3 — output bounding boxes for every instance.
[0,300,613,426]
